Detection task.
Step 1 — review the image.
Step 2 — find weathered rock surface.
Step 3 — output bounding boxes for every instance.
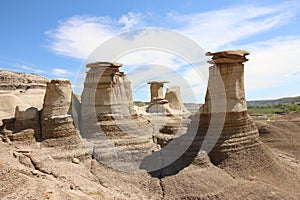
[147,81,169,102]
[0,54,300,199]
[80,62,155,172]
[42,79,72,118]
[197,50,296,194]
[165,85,188,113]
[146,98,172,114]
[146,81,173,114]
[0,70,49,123]
[0,94,24,124]
[41,79,78,140]
[0,105,40,142]
[0,70,48,90]
[148,85,190,147]
[198,50,260,164]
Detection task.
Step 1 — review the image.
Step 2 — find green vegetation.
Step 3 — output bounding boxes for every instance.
[248,104,300,115]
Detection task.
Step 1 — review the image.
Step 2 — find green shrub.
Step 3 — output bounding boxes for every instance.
[248,104,299,114]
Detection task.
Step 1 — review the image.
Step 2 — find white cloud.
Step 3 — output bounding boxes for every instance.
[52,68,72,76]
[45,2,300,101]
[170,3,295,50]
[14,63,45,74]
[242,36,300,90]
[46,3,295,59]
[45,13,144,59]
[118,12,143,31]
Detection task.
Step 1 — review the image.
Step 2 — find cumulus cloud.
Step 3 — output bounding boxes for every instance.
[45,13,144,59]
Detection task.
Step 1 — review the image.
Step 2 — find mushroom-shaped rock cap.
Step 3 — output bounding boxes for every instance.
[86,62,122,68]
[147,81,169,85]
[206,50,250,64]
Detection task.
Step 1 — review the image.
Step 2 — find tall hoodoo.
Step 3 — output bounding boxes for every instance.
[201,50,260,165]
[80,62,155,171]
[80,62,138,138]
[41,79,78,140]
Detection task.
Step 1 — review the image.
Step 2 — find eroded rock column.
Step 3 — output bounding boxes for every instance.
[41,79,78,140]
[80,62,155,171]
[147,81,169,102]
[81,62,138,137]
[200,50,260,165]
[146,81,171,114]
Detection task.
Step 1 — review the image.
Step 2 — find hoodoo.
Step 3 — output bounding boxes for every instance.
[41,79,78,140]
[80,62,155,171]
[200,50,261,165]
[148,81,169,102]
[146,81,171,114]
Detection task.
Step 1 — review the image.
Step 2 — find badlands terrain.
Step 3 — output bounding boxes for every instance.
[0,50,299,199]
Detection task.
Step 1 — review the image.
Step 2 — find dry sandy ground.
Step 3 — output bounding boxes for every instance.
[256,111,300,160]
[0,112,299,199]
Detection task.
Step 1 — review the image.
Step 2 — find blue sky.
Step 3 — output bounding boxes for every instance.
[0,0,300,102]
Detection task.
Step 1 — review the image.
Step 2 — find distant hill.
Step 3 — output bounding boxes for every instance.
[247,96,300,106]
[137,96,300,114]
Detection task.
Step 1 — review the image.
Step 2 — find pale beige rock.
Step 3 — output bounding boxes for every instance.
[0,105,40,142]
[146,102,172,114]
[41,79,78,140]
[0,94,24,121]
[0,70,48,90]
[0,65,300,199]
[201,50,249,114]
[199,50,263,166]
[81,62,155,172]
[146,81,174,114]
[81,62,136,120]
[15,105,39,122]
[147,81,169,102]
[42,79,72,118]
[165,85,188,113]
[72,157,80,164]
[0,71,49,123]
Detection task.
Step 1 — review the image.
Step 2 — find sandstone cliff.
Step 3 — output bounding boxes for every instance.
[0,70,49,124]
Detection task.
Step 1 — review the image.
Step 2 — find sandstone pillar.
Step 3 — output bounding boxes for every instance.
[80,62,155,172]
[200,50,260,165]
[80,62,138,137]
[147,81,169,102]
[41,79,77,140]
[81,62,136,121]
